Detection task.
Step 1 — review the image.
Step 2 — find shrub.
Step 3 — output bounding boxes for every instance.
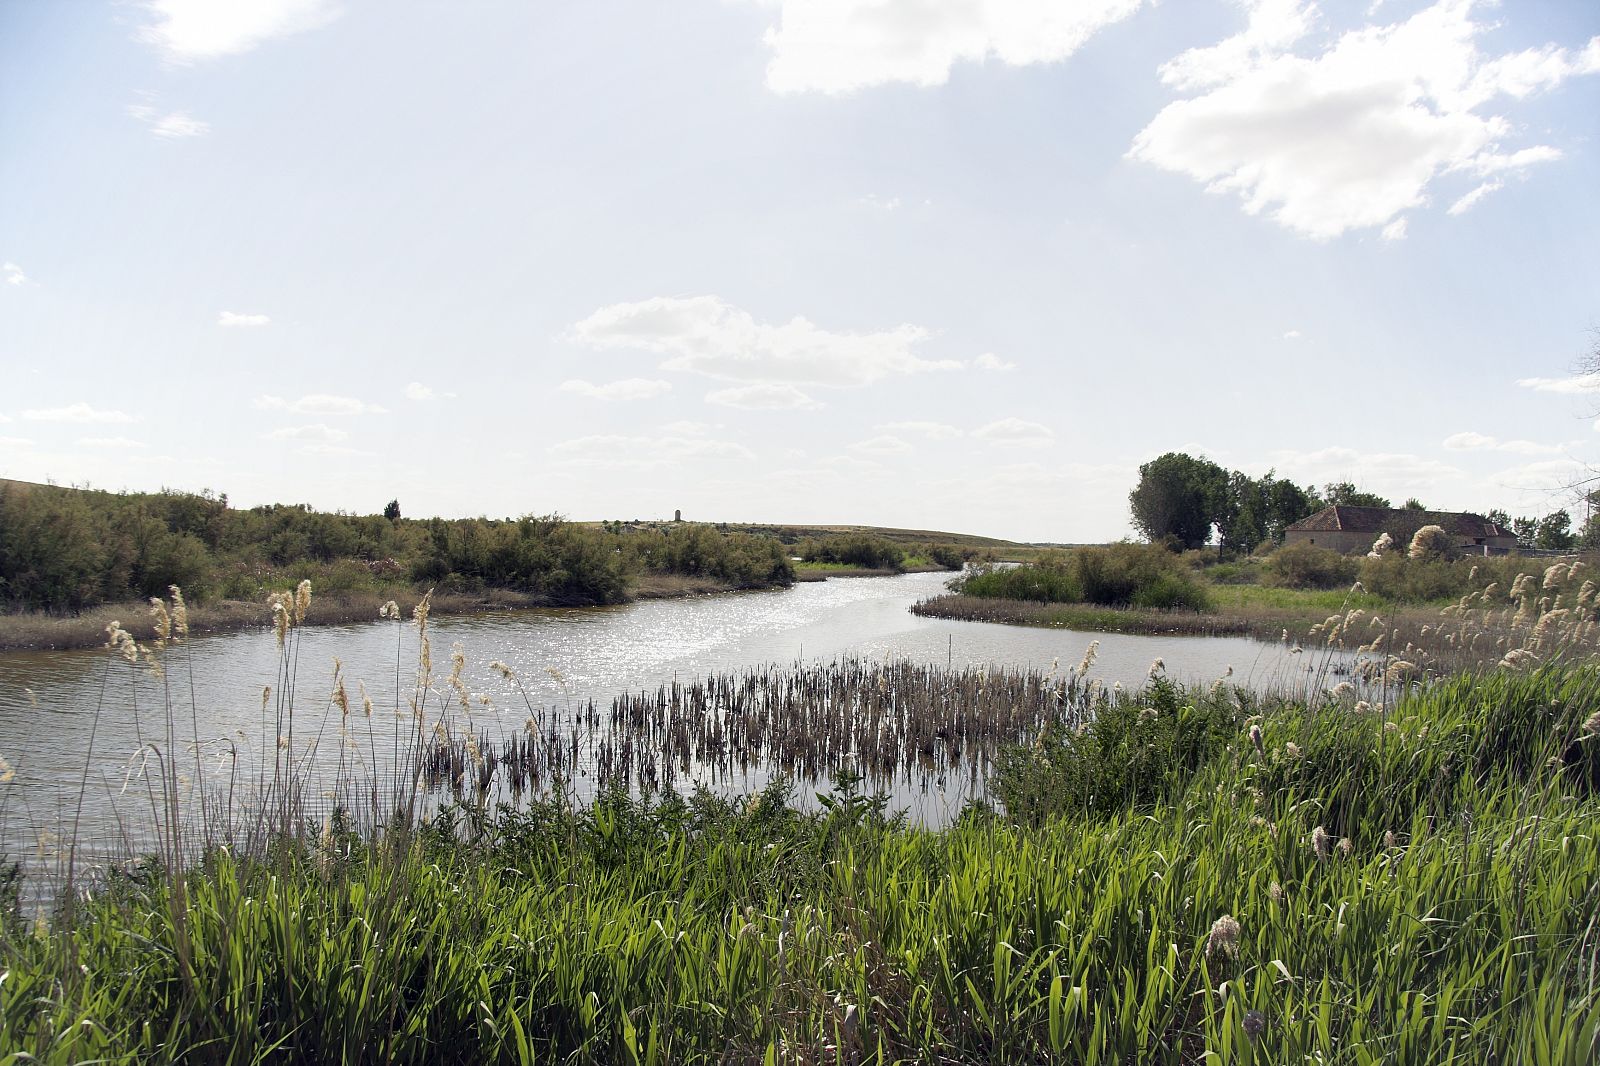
[955,544,1211,612]
[1263,543,1359,590]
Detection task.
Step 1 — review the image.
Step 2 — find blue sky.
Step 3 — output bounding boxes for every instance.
[1,0,1597,542]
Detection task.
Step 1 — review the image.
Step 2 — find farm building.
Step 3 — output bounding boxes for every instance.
[1283,506,1519,555]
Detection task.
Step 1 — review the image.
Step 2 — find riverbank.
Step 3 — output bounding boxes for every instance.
[913,581,1595,673]
[0,571,762,653]
[793,562,953,581]
[4,664,1594,1062]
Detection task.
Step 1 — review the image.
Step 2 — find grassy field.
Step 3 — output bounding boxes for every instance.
[0,584,1596,1062]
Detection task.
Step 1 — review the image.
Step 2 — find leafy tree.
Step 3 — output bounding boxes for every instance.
[1129,452,1227,550]
[1486,508,1511,529]
[384,499,401,521]
[1535,510,1574,551]
[1402,497,1426,510]
[1512,517,1538,549]
[1322,482,1391,509]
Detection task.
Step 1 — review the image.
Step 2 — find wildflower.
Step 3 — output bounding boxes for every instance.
[1312,826,1331,862]
[1206,914,1241,960]
[1242,1010,1267,1041]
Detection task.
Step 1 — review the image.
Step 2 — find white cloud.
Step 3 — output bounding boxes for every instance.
[1517,372,1600,395]
[858,194,902,211]
[558,378,673,402]
[849,434,914,456]
[264,424,347,443]
[3,262,26,286]
[1282,329,1302,340]
[1266,445,1462,496]
[0,437,34,449]
[1443,431,1565,456]
[76,437,148,449]
[0,414,9,423]
[138,0,341,61]
[660,420,718,436]
[218,310,270,327]
[974,352,1016,371]
[971,418,1055,447]
[571,295,960,388]
[255,393,388,415]
[704,383,819,410]
[127,105,210,138]
[1129,1,1600,239]
[1446,179,1502,215]
[879,420,964,440]
[759,0,1147,94]
[548,434,755,468]
[21,403,137,424]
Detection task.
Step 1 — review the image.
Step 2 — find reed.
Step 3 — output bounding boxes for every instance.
[0,586,1597,1064]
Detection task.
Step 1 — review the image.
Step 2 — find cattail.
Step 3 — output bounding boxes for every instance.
[293,579,312,625]
[1076,640,1099,677]
[1385,660,1417,684]
[1312,825,1331,862]
[1331,681,1355,705]
[1337,837,1354,858]
[269,595,290,648]
[379,600,400,620]
[1148,658,1165,679]
[1383,830,1397,850]
[1542,563,1568,590]
[1408,525,1449,559]
[1269,881,1284,903]
[1368,532,1394,558]
[1206,914,1241,959]
[149,597,172,647]
[1248,724,1263,753]
[1497,648,1539,671]
[104,621,138,664]
[1242,1010,1266,1041]
[1354,700,1371,715]
[1582,711,1600,736]
[168,586,188,639]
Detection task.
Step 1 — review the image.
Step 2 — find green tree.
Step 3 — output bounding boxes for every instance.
[1403,497,1426,510]
[384,499,401,521]
[1129,453,1227,550]
[1322,482,1391,509]
[1535,510,1574,551]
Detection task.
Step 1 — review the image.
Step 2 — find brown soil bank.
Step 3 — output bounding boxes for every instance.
[0,573,758,653]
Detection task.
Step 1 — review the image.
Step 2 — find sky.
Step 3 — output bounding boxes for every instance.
[1,0,1598,543]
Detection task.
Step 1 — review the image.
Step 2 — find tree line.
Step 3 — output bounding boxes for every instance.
[0,481,793,613]
[1128,452,1599,554]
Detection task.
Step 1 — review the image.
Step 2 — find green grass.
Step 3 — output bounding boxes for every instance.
[3,663,1597,1063]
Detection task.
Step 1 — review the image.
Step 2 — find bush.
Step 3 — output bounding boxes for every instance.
[955,544,1211,612]
[1263,543,1359,590]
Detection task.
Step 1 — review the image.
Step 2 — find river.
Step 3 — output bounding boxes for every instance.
[0,572,1332,874]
